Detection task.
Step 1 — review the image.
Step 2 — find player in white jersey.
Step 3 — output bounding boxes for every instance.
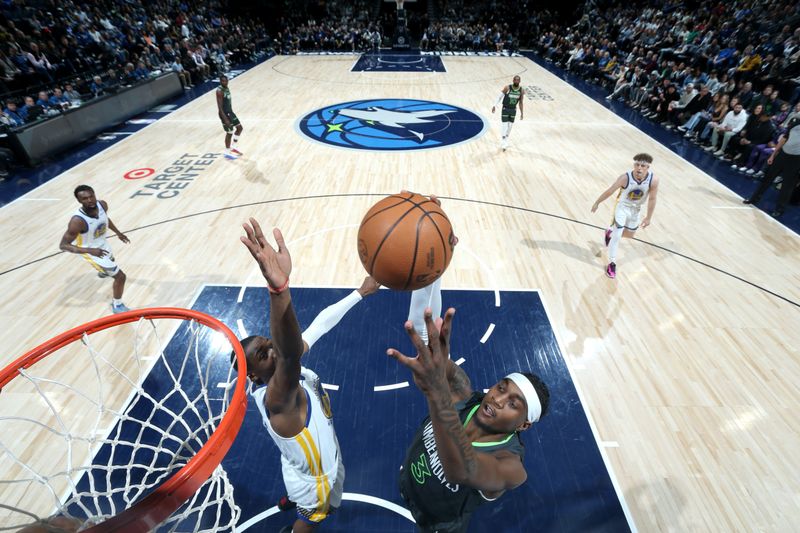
[591,153,660,279]
[59,185,131,313]
[238,217,379,532]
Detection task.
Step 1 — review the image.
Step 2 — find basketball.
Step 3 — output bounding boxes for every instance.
[357,192,455,291]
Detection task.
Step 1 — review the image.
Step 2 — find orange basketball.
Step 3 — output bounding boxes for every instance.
[357,192,455,291]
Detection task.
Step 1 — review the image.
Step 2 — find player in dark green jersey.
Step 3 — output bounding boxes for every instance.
[390,308,550,532]
[217,74,244,159]
[491,75,524,151]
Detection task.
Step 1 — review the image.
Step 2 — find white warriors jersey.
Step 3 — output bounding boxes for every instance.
[252,367,341,481]
[617,169,654,208]
[73,203,109,249]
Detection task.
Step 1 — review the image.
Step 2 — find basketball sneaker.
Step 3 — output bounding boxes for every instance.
[604,228,612,246]
[605,262,616,279]
[224,150,238,160]
[231,148,243,156]
[112,302,130,314]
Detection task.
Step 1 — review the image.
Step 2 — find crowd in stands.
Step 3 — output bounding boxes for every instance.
[0,0,271,129]
[534,0,800,185]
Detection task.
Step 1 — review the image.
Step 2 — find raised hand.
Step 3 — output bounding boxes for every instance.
[241,218,292,290]
[387,307,456,396]
[357,276,381,297]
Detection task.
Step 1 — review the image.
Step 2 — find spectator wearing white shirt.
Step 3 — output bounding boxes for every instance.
[705,103,747,156]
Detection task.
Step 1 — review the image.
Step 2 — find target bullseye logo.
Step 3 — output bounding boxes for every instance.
[124,168,155,180]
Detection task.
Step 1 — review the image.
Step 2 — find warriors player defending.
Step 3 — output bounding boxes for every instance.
[591,153,659,279]
[59,185,131,313]
[217,74,243,160]
[491,75,524,151]
[237,218,379,532]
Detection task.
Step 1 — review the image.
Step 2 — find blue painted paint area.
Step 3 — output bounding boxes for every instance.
[200,286,626,532]
[352,53,446,73]
[522,52,800,233]
[296,99,486,151]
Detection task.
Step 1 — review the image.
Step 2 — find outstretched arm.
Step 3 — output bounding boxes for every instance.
[591,174,627,212]
[240,219,303,404]
[388,309,526,492]
[301,276,380,353]
[492,85,509,113]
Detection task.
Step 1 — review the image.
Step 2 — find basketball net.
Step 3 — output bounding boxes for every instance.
[0,309,247,532]
[395,0,404,10]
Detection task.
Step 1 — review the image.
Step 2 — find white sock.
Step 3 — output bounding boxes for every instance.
[408,278,442,344]
[112,298,122,306]
[608,226,624,263]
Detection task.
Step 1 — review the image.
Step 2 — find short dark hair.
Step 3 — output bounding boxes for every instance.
[633,153,653,164]
[522,372,550,419]
[231,335,260,370]
[73,184,94,198]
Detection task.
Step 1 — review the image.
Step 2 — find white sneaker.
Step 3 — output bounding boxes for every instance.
[731,165,738,170]
[713,150,724,156]
[704,146,716,151]
[745,168,755,175]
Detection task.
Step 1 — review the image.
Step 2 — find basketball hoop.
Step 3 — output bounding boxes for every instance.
[0,308,248,532]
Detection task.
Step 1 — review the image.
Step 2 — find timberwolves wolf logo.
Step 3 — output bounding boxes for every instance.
[296,99,486,151]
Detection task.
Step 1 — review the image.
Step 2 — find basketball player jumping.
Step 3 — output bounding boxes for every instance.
[58,185,131,313]
[217,74,243,160]
[390,306,550,532]
[591,153,659,279]
[237,218,379,533]
[491,75,524,151]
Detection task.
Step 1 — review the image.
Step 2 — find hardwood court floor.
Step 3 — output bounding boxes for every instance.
[1,55,799,531]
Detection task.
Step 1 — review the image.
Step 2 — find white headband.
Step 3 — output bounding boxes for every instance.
[506,373,542,423]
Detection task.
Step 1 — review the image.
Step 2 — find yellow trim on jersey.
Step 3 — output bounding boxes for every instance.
[81,254,105,272]
[293,428,331,522]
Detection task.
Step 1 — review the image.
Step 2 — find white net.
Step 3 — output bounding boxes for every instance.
[0,313,243,532]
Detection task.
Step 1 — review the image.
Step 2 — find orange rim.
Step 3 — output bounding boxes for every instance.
[0,307,247,533]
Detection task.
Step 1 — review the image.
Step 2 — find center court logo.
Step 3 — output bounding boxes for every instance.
[296,98,486,151]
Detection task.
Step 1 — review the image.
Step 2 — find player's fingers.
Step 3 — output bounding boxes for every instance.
[403,319,429,355]
[430,194,441,206]
[386,348,416,368]
[273,228,287,252]
[422,308,440,345]
[249,218,270,249]
[240,236,259,257]
[440,308,456,342]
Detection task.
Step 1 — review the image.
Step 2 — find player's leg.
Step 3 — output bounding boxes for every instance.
[606,205,629,279]
[111,270,128,313]
[231,118,244,155]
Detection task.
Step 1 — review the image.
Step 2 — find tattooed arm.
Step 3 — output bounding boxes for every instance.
[446,360,473,403]
[388,308,527,492]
